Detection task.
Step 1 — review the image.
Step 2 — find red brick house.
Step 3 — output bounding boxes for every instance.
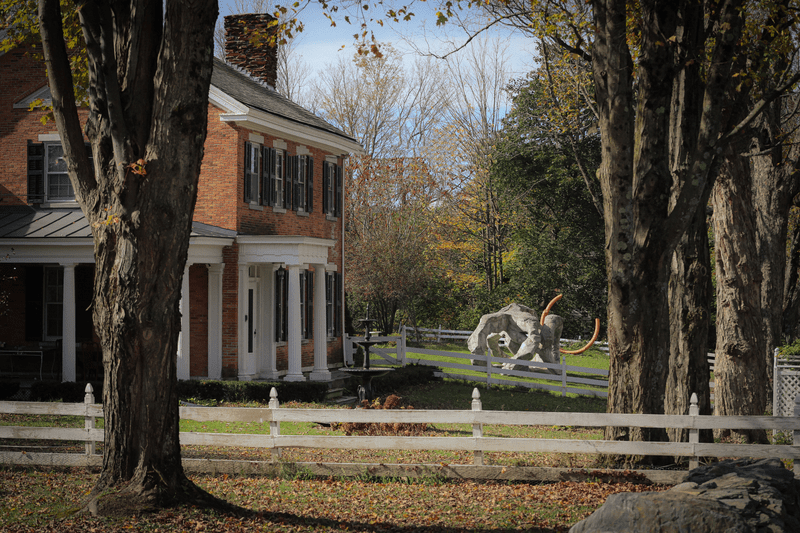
[0,15,360,383]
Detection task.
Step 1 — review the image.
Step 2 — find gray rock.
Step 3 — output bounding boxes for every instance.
[569,491,751,533]
[571,458,800,533]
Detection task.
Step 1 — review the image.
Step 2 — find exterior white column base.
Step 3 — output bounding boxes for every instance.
[283,372,306,382]
[309,369,332,381]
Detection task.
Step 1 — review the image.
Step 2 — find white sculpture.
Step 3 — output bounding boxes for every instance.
[467,303,562,374]
[467,298,599,374]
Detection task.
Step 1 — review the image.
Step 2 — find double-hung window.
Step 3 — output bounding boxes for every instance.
[243,141,261,204]
[299,270,313,339]
[288,155,313,212]
[322,161,342,218]
[27,140,91,204]
[325,272,342,338]
[275,267,314,342]
[275,267,288,342]
[263,147,288,209]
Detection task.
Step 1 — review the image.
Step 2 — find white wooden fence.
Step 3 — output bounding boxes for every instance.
[345,329,727,401]
[3,384,800,479]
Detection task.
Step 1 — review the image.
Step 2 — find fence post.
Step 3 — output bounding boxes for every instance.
[774,347,781,418]
[400,326,407,366]
[436,325,442,343]
[269,387,281,461]
[485,348,493,389]
[561,355,567,397]
[84,383,96,456]
[689,393,699,471]
[471,387,484,466]
[794,393,800,477]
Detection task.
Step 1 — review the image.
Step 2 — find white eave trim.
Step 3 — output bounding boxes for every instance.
[209,85,363,156]
[0,239,95,263]
[236,235,336,265]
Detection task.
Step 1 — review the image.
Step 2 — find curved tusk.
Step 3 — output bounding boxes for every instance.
[561,318,601,354]
[540,294,563,325]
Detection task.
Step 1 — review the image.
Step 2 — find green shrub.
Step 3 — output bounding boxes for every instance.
[346,364,440,396]
[0,382,20,400]
[30,381,102,402]
[177,379,327,404]
[780,340,800,357]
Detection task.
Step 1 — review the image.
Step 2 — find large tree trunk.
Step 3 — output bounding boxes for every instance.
[39,0,225,513]
[594,0,744,452]
[751,108,800,389]
[665,0,712,444]
[667,208,713,444]
[712,149,768,443]
[783,213,800,343]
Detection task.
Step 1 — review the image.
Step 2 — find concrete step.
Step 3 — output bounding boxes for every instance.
[331,395,358,406]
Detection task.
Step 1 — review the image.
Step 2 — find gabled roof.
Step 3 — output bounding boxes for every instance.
[210,58,362,156]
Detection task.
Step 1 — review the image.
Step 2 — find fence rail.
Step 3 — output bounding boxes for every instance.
[3,384,800,479]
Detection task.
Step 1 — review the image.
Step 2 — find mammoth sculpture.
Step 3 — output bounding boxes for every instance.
[467,296,599,374]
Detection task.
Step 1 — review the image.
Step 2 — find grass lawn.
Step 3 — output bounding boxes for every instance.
[395,340,610,397]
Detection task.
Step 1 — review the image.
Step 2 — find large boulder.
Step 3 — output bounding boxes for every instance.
[570,458,800,533]
[467,303,562,373]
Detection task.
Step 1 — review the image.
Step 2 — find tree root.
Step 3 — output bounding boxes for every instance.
[81,471,244,518]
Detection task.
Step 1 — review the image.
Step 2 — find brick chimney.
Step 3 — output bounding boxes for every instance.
[224,14,279,89]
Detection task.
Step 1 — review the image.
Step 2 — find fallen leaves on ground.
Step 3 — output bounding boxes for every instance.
[0,466,668,532]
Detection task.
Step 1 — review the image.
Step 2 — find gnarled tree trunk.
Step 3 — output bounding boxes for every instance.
[712,149,767,443]
[39,0,225,513]
[667,207,713,444]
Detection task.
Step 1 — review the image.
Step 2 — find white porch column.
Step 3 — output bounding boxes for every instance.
[207,263,223,380]
[177,265,191,380]
[310,264,330,381]
[284,264,305,381]
[237,262,254,379]
[61,263,76,382]
[260,264,280,380]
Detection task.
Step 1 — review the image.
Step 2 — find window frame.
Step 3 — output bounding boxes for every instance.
[243,141,261,204]
[323,161,342,218]
[325,272,342,338]
[291,155,314,213]
[27,140,91,204]
[43,266,64,341]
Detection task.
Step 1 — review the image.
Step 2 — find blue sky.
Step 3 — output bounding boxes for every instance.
[218,0,536,81]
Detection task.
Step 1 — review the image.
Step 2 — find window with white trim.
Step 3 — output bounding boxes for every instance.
[243,141,261,204]
[323,161,342,217]
[289,155,314,212]
[325,272,342,337]
[27,140,91,204]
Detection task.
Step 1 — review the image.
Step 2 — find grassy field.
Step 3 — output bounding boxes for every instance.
[0,378,665,531]
[380,339,610,397]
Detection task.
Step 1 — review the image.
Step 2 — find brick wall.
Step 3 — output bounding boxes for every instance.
[224,14,278,89]
[0,44,90,206]
[221,244,239,378]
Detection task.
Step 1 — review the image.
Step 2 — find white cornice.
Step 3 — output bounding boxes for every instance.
[236,235,336,265]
